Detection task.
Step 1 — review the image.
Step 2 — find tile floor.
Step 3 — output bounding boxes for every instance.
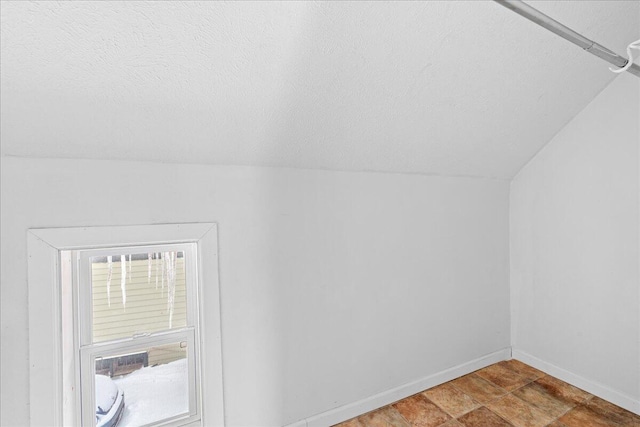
[333,359,640,427]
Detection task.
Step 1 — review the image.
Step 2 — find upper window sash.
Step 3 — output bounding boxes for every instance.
[76,243,198,346]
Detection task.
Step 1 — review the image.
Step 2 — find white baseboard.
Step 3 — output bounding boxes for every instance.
[283,347,511,427]
[512,349,640,415]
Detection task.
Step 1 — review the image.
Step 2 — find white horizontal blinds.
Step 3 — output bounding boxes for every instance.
[91,252,187,343]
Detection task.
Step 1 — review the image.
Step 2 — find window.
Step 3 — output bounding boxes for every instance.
[28,224,224,427]
[74,245,198,426]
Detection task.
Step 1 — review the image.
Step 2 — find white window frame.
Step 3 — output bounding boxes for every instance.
[76,243,199,427]
[27,223,224,427]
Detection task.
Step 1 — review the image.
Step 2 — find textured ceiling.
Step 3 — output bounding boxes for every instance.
[1,1,638,179]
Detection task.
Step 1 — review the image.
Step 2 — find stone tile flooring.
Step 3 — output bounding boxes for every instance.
[333,359,640,427]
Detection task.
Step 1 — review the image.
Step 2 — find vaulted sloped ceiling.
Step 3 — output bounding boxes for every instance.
[1,1,638,179]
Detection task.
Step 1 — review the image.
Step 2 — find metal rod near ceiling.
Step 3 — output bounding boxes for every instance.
[494,0,640,78]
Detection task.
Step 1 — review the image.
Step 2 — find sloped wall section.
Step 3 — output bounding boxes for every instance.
[510,73,640,414]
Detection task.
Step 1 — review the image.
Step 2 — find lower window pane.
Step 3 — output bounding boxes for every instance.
[94,342,189,427]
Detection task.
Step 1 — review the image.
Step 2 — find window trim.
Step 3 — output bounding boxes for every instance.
[28,223,224,427]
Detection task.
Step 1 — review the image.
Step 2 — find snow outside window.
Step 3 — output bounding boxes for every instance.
[70,244,201,427]
[27,224,224,427]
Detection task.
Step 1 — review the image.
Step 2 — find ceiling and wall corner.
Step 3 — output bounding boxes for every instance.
[1,1,638,179]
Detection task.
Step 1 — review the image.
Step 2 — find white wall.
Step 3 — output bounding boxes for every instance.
[0,158,510,426]
[510,73,640,413]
